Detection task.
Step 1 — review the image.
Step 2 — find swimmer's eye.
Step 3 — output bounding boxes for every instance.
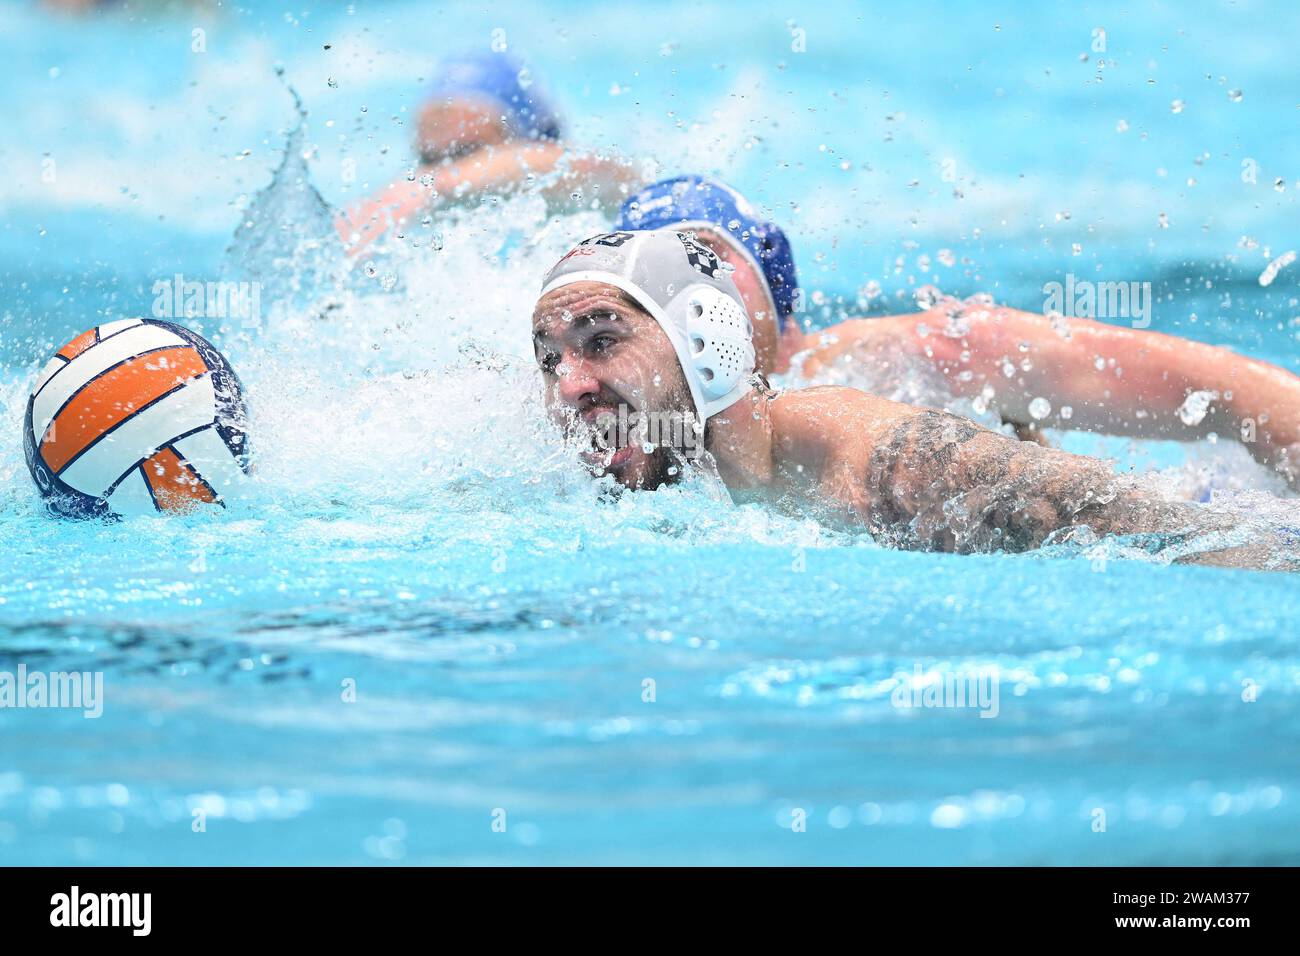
[588,334,618,355]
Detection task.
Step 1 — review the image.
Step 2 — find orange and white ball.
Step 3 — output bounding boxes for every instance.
[24,318,250,518]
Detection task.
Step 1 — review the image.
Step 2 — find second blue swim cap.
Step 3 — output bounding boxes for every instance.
[616,176,799,327]
[426,51,562,141]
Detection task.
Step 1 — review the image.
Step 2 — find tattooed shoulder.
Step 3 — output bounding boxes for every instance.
[862,408,1137,552]
[865,409,984,504]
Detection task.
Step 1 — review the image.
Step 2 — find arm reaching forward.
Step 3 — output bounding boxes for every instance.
[795,303,1300,489]
[337,143,638,258]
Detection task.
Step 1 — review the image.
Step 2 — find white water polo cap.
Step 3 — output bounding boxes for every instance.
[539,230,756,420]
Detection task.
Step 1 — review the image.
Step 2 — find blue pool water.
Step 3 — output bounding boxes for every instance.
[1,0,1298,864]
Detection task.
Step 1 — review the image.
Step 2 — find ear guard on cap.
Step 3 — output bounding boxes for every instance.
[679,286,754,407]
[539,229,757,421]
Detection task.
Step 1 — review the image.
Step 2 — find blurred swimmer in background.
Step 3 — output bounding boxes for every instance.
[338,51,637,256]
[616,176,1300,491]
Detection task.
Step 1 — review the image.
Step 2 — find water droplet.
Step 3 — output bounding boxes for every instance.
[1259,250,1295,287]
[1029,397,1051,420]
[914,284,944,309]
[1177,389,1218,426]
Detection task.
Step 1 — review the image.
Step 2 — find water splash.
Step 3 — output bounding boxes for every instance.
[223,82,348,332]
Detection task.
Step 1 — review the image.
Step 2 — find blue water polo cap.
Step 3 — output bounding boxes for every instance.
[616,176,799,327]
[426,51,562,141]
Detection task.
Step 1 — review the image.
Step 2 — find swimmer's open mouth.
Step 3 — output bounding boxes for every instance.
[573,403,636,474]
[580,443,635,474]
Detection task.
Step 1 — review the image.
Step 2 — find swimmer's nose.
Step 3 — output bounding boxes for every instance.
[554,355,602,408]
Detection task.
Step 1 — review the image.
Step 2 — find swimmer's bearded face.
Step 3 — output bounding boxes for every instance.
[532,281,697,490]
